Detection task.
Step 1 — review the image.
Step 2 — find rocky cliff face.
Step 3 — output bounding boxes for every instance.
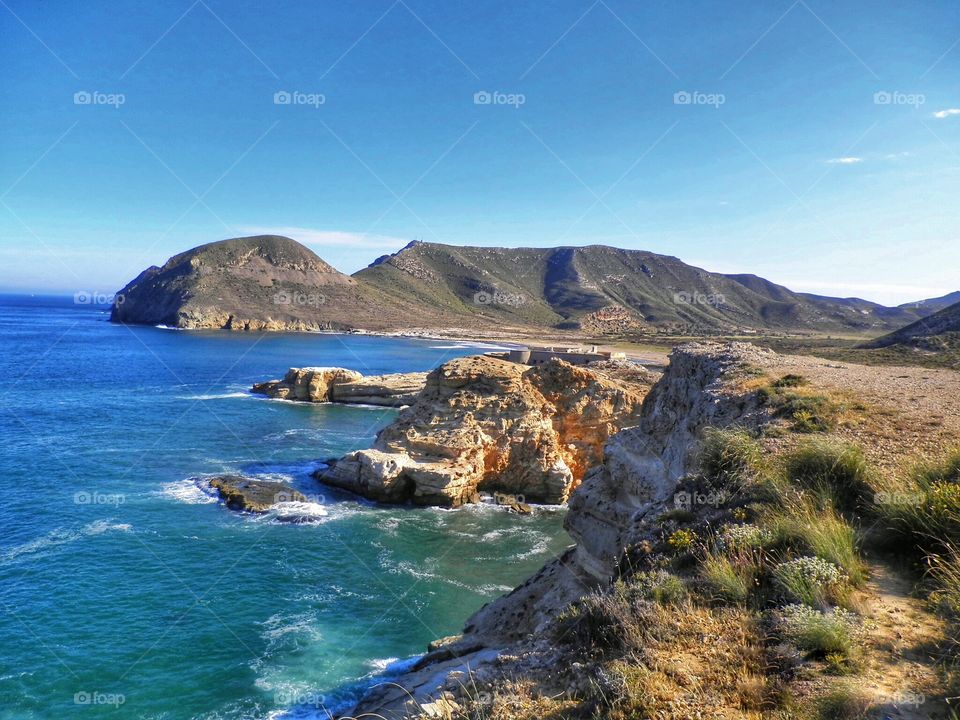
[346,343,775,718]
[318,355,653,507]
[252,367,427,406]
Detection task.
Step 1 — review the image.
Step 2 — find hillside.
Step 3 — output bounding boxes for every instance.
[898,290,960,314]
[112,235,928,336]
[356,241,921,335]
[110,235,435,331]
[862,299,960,354]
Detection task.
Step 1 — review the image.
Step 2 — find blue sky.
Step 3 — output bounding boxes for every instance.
[1,0,958,304]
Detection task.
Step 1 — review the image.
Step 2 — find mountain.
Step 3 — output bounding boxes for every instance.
[862,300,960,351]
[110,235,431,331]
[112,235,925,336]
[356,241,920,334]
[898,290,960,315]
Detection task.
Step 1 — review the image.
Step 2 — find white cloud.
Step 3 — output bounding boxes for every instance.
[239,226,410,249]
[933,108,960,119]
[884,151,913,160]
[826,156,863,165]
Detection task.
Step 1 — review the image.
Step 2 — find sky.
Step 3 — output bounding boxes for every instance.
[1,0,958,305]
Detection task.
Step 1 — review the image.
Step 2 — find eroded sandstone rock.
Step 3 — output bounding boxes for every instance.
[317,355,652,507]
[252,367,427,406]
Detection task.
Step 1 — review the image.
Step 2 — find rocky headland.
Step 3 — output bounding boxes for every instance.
[317,355,657,507]
[252,367,428,406]
[343,342,960,719]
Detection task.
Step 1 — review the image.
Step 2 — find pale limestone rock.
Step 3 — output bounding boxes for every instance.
[318,355,651,507]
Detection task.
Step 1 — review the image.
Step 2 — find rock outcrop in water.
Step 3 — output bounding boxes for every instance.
[208,475,306,513]
[317,355,653,507]
[345,343,776,718]
[252,367,428,406]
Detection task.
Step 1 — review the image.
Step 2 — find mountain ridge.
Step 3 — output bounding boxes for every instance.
[110,235,939,337]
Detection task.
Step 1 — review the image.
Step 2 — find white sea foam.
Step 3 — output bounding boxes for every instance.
[159,478,217,505]
[1,521,132,564]
[153,324,186,331]
[177,391,251,401]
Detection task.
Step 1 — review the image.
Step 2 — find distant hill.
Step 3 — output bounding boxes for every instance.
[110,235,430,331]
[112,235,927,336]
[862,300,960,352]
[898,290,960,315]
[356,241,920,335]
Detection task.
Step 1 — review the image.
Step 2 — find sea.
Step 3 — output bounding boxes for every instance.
[0,295,570,719]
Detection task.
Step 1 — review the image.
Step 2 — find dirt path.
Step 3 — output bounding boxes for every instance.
[855,562,952,718]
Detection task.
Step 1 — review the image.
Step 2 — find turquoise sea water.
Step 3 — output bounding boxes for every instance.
[0,296,570,719]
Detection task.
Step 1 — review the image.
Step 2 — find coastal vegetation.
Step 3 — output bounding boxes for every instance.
[411,426,959,719]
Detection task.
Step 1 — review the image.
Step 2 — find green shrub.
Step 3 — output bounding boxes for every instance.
[784,439,874,512]
[929,546,960,637]
[773,604,859,660]
[815,687,874,719]
[718,523,774,552]
[700,550,758,605]
[766,495,866,586]
[873,449,960,554]
[759,385,841,433]
[698,428,766,492]
[623,570,688,606]
[773,556,847,608]
[773,374,808,388]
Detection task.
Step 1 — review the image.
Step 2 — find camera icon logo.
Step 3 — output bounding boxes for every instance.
[274,90,292,105]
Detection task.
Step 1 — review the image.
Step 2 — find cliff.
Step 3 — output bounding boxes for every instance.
[346,343,960,718]
[317,355,656,507]
[346,343,775,717]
